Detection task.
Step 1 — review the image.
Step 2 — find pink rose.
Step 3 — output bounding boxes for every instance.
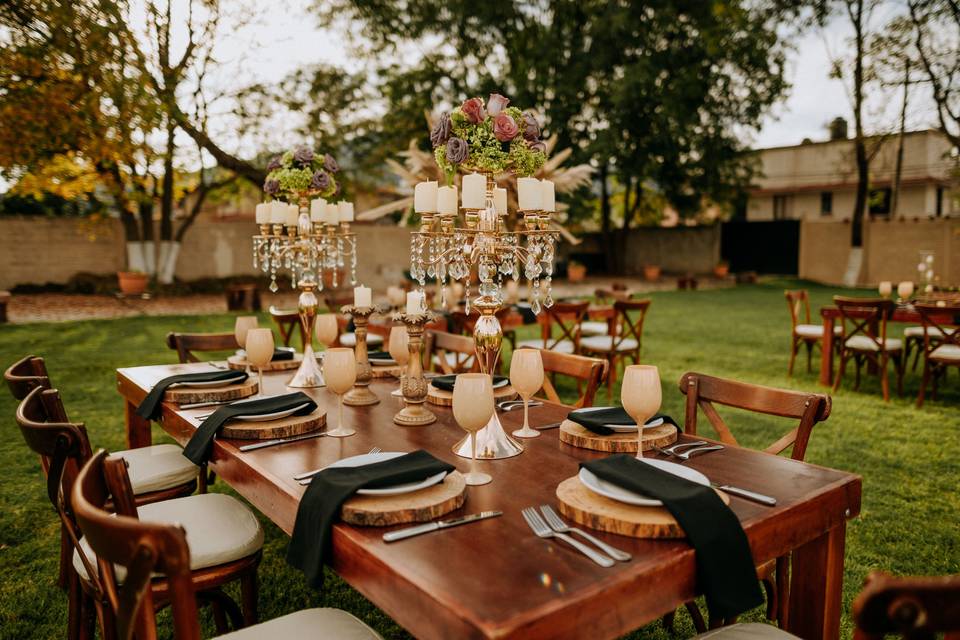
[493,113,520,142]
[461,97,486,124]
[486,93,510,116]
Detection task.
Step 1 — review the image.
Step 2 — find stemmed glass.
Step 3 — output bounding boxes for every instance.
[322,348,357,437]
[621,365,662,460]
[315,313,340,349]
[452,373,494,485]
[245,328,275,397]
[234,316,259,374]
[509,349,544,438]
[388,325,409,398]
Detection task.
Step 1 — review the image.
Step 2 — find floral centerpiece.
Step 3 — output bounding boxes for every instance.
[263,145,340,201]
[430,93,547,182]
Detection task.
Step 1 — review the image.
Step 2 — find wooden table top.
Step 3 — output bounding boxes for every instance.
[117,363,861,640]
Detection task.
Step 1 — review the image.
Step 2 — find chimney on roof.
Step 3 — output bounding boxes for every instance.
[829,117,848,141]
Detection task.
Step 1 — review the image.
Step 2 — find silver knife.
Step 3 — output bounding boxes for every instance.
[382,511,502,542]
[237,432,328,452]
[711,483,777,506]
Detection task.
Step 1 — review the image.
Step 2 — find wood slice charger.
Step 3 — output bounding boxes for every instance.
[226,353,303,372]
[341,471,466,526]
[556,475,730,539]
[369,363,401,379]
[426,381,518,407]
[219,408,326,440]
[164,378,258,405]
[558,419,678,453]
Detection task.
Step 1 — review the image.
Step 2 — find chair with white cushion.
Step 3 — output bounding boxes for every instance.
[516,300,589,355]
[832,297,904,401]
[784,290,841,376]
[903,324,953,372]
[580,299,651,401]
[915,302,960,407]
[580,289,621,337]
[425,330,478,374]
[72,449,381,640]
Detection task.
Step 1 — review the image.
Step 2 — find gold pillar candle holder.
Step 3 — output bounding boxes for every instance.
[392,311,437,426]
[341,304,383,406]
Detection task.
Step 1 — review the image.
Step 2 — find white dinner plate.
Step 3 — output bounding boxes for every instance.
[370,356,398,366]
[326,451,448,496]
[578,458,709,507]
[232,402,312,422]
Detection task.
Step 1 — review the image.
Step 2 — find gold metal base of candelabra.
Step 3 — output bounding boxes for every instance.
[287,285,325,388]
[342,304,381,407]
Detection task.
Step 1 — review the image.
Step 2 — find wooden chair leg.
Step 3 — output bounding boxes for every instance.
[67,571,82,640]
[240,569,259,626]
[58,524,72,590]
[776,555,790,629]
[879,355,890,402]
[917,359,931,408]
[762,576,776,620]
[832,352,847,393]
[661,610,676,633]
[853,354,862,390]
[893,353,904,397]
[788,338,798,376]
[685,601,708,633]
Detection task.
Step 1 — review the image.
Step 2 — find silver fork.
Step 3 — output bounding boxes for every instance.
[295,446,382,483]
[521,507,614,567]
[656,444,724,461]
[661,440,707,455]
[539,505,631,562]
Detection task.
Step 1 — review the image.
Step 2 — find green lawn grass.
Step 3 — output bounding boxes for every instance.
[1,279,957,639]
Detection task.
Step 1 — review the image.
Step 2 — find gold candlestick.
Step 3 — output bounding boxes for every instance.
[341,304,382,406]
[392,311,437,426]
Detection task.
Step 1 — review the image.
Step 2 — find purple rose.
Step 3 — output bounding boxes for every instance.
[430,112,452,148]
[493,113,520,142]
[461,97,486,124]
[526,138,547,154]
[522,112,540,141]
[445,137,470,164]
[486,93,510,117]
[263,179,280,195]
[310,170,330,191]
[266,156,282,171]
[324,153,339,173]
[292,145,314,166]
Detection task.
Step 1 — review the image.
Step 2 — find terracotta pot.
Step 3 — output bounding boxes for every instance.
[118,271,148,296]
[713,264,730,278]
[643,265,661,282]
[567,264,587,282]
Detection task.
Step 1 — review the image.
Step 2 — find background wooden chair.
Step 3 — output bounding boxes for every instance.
[676,371,832,630]
[526,348,607,408]
[269,306,306,349]
[165,332,239,364]
[516,300,588,355]
[580,299,651,401]
[832,297,904,401]
[4,354,51,400]
[784,289,840,376]
[915,302,960,407]
[580,289,622,337]
[425,330,479,373]
[853,571,960,640]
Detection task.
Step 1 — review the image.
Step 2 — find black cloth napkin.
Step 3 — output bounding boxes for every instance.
[135,370,248,420]
[567,407,679,436]
[582,454,763,618]
[287,449,455,588]
[182,392,317,465]
[271,349,295,361]
[430,374,510,392]
[367,351,394,362]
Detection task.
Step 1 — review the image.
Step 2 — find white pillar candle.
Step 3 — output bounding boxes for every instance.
[285,204,300,227]
[878,281,892,297]
[437,186,458,215]
[494,187,507,215]
[322,202,340,224]
[310,198,326,222]
[406,291,425,314]
[517,177,542,210]
[897,281,914,299]
[255,203,270,224]
[354,285,372,308]
[462,173,486,209]
[414,181,439,213]
[338,201,354,222]
[541,179,556,212]
[270,201,287,224]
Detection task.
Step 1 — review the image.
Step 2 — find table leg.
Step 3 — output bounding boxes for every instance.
[787,522,845,640]
[819,316,835,386]
[125,399,152,449]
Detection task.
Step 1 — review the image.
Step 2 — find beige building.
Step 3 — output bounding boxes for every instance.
[747,127,957,221]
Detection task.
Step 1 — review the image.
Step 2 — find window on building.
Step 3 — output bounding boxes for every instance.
[820,192,833,216]
[936,187,944,217]
[773,194,790,220]
[869,188,892,216]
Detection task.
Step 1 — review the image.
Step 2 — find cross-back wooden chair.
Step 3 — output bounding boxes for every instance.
[526,348,607,408]
[785,289,840,376]
[165,332,239,364]
[425,330,479,374]
[853,571,960,640]
[4,354,51,400]
[269,306,306,348]
[580,299,651,401]
[72,449,382,640]
[832,297,904,401]
[578,290,618,337]
[915,302,960,408]
[517,300,589,355]
[676,371,832,630]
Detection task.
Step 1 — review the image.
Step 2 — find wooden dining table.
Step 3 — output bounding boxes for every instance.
[118,363,861,640]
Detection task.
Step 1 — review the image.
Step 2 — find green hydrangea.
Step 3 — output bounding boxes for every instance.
[507,143,546,177]
[270,167,313,194]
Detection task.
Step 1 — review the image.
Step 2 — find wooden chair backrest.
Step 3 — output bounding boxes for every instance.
[916,302,960,355]
[449,307,514,336]
[269,306,306,348]
[324,294,354,312]
[612,299,651,349]
[530,348,607,408]
[678,372,831,461]
[537,301,589,350]
[785,289,811,328]
[833,297,895,350]
[73,450,202,640]
[4,354,51,400]
[425,330,478,374]
[165,332,239,364]
[853,571,960,640]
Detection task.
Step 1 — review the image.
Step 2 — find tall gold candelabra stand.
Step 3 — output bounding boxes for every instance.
[392,310,437,426]
[253,195,357,388]
[409,173,559,459]
[341,305,382,406]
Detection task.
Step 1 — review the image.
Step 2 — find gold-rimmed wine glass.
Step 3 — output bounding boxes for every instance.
[452,373,494,485]
[322,348,357,437]
[315,313,340,348]
[621,365,661,460]
[234,316,259,374]
[245,328,275,397]
[388,325,409,398]
[509,349,544,438]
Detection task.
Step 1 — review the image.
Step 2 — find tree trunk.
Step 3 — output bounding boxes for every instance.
[599,163,614,274]
[138,200,157,276]
[849,0,868,248]
[891,63,909,218]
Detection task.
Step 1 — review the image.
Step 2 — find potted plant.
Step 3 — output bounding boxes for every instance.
[117,270,149,296]
[713,260,730,278]
[567,260,587,282]
[643,264,661,282]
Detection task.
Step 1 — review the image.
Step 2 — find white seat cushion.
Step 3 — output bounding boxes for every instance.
[580,321,609,337]
[580,335,639,352]
[794,324,842,338]
[516,338,575,354]
[217,608,382,639]
[844,335,903,351]
[109,444,197,495]
[339,333,384,348]
[904,325,951,338]
[694,622,798,640]
[74,493,263,582]
[931,344,960,361]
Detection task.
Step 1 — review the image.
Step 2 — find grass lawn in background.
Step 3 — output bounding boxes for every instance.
[0,278,957,639]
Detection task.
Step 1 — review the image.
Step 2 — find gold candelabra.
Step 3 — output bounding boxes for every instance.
[392,311,437,426]
[340,305,382,406]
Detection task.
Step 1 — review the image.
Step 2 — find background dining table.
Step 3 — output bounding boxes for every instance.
[117,362,861,640]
